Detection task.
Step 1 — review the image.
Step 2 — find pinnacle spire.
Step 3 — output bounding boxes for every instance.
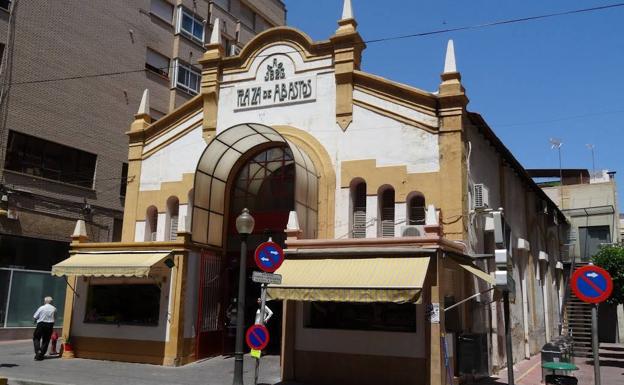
[443,39,457,73]
[137,89,149,116]
[210,18,221,45]
[341,0,354,20]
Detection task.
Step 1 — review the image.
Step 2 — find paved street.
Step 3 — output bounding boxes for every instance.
[2,339,624,384]
[478,343,624,385]
[0,340,281,385]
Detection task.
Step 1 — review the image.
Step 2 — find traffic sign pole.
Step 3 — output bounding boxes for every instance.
[570,264,612,385]
[254,283,268,385]
[592,303,600,385]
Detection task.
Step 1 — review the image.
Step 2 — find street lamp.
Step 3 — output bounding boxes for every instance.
[233,208,254,385]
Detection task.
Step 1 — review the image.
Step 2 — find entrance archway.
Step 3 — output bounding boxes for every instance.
[191,123,319,358]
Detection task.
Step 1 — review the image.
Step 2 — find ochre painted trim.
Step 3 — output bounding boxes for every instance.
[353,99,437,134]
[354,70,438,111]
[273,125,336,239]
[341,159,440,204]
[128,97,202,145]
[293,350,427,385]
[72,336,165,365]
[135,173,195,216]
[354,86,438,131]
[221,27,334,75]
[164,251,187,366]
[142,121,203,159]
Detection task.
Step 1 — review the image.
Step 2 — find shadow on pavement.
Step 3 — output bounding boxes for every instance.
[0,363,18,368]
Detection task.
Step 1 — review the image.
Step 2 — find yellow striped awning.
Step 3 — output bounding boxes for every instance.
[448,256,494,285]
[51,251,173,277]
[267,257,430,303]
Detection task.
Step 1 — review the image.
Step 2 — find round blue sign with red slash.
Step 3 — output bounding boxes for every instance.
[571,265,613,304]
[254,241,284,273]
[246,324,269,350]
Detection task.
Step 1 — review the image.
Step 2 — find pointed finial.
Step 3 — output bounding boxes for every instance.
[210,18,221,45]
[444,40,457,73]
[341,0,354,20]
[287,211,300,231]
[71,219,89,243]
[137,89,149,116]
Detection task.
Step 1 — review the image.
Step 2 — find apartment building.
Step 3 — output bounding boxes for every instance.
[0,0,285,339]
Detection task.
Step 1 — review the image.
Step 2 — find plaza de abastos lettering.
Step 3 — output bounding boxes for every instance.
[235,58,316,111]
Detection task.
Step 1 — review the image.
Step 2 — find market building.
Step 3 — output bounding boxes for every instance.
[53,2,569,384]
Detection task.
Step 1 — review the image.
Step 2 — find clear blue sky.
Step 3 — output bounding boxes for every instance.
[284,1,624,206]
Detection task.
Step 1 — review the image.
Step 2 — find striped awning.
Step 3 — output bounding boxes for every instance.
[447,256,494,285]
[267,257,430,303]
[51,251,173,277]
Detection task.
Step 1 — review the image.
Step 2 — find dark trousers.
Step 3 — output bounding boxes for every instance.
[33,322,54,358]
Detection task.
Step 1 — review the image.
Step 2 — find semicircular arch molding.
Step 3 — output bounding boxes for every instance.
[191,123,325,247]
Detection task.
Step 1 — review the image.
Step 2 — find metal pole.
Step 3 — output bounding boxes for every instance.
[592,304,601,385]
[254,283,268,385]
[503,290,515,385]
[233,234,248,385]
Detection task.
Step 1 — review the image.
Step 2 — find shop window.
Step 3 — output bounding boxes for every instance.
[172,59,200,94]
[119,162,128,197]
[145,48,170,78]
[145,206,158,241]
[350,179,366,238]
[4,130,97,188]
[407,192,426,225]
[149,0,173,23]
[177,6,204,43]
[305,302,416,333]
[84,284,160,326]
[379,186,395,237]
[166,196,179,240]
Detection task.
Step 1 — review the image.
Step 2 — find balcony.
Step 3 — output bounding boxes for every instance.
[241,0,285,27]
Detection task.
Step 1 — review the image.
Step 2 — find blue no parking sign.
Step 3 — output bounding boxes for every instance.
[571,265,613,304]
[254,241,284,273]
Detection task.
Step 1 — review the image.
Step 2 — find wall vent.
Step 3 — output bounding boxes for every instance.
[473,184,489,209]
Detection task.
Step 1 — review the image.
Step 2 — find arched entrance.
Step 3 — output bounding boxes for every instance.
[191,123,318,358]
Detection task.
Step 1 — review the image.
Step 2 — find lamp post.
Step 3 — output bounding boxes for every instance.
[233,208,254,385]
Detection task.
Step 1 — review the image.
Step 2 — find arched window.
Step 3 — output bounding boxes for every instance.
[407,193,426,225]
[350,179,366,238]
[145,206,158,241]
[379,186,395,238]
[166,196,179,240]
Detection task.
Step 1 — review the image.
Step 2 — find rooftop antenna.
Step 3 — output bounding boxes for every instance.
[549,137,563,205]
[586,144,595,179]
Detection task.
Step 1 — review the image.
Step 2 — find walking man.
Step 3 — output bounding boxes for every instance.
[33,296,56,361]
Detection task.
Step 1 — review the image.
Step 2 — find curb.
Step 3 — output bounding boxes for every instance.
[6,378,76,385]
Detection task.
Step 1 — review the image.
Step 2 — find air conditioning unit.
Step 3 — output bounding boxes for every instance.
[473,184,489,209]
[401,225,423,237]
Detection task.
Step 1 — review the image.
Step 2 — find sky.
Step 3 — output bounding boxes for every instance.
[283,0,624,205]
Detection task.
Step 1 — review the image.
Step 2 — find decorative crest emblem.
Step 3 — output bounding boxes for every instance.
[264,58,285,82]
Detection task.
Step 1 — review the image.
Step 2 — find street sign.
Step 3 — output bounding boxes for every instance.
[571,265,613,304]
[246,324,269,351]
[254,241,284,273]
[252,271,282,284]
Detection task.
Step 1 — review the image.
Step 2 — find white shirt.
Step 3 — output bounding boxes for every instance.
[33,304,56,323]
[254,305,273,325]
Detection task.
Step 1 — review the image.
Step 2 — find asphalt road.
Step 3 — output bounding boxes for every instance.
[0,340,282,385]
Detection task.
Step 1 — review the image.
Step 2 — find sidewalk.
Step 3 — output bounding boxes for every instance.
[478,343,624,385]
[0,340,280,385]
